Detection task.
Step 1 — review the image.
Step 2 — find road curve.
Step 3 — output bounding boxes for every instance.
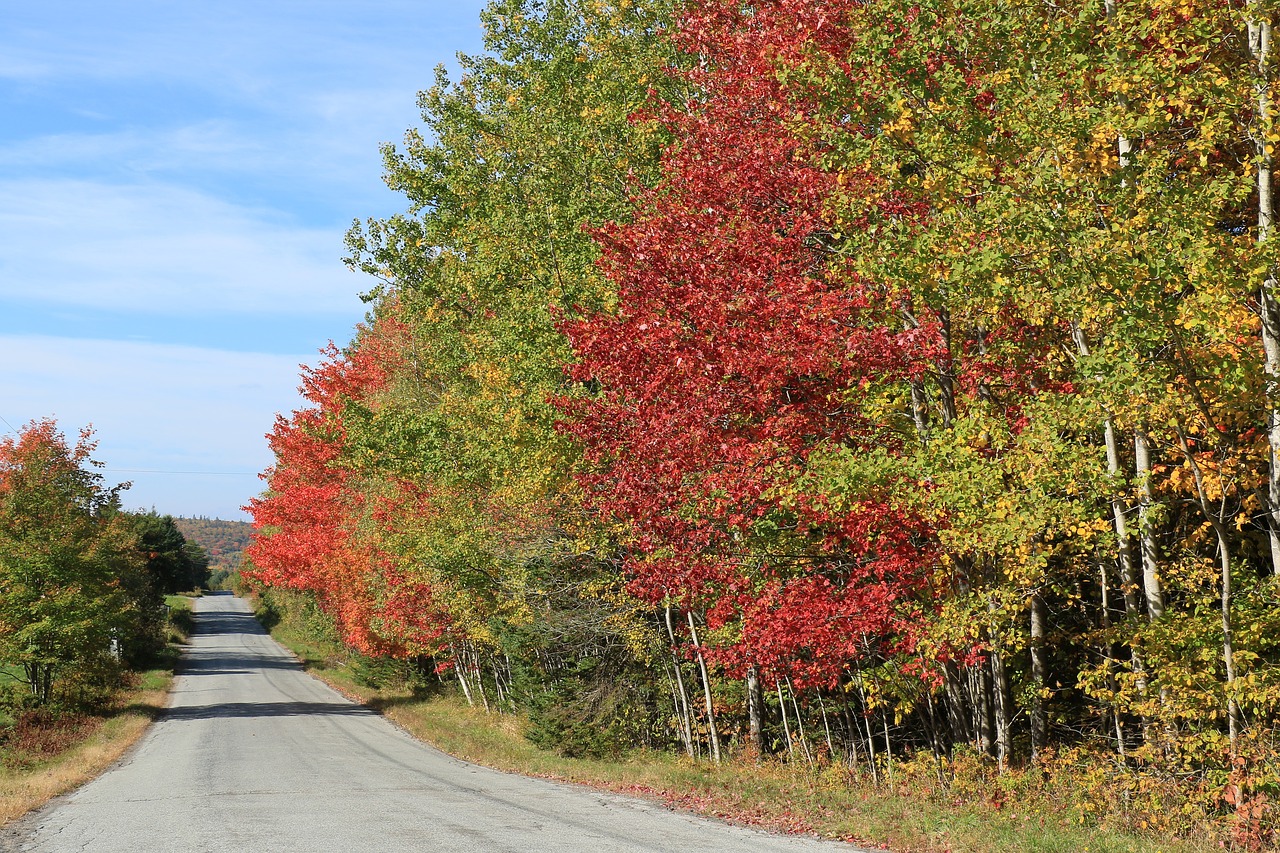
[3,593,865,853]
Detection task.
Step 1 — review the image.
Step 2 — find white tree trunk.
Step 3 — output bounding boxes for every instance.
[663,606,696,758]
[746,666,763,758]
[1250,12,1280,576]
[776,680,795,761]
[687,611,721,764]
[1029,593,1048,760]
[991,647,1011,772]
[1133,429,1166,619]
[1174,427,1240,746]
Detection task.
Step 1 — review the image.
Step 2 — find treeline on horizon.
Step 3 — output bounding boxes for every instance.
[246,0,1280,841]
[173,517,252,578]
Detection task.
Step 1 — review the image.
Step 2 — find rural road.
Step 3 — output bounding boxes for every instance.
[3,593,866,852]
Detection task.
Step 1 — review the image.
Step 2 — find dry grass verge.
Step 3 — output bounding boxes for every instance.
[366,693,1215,853]
[268,622,1214,853]
[0,595,192,826]
[0,668,171,826]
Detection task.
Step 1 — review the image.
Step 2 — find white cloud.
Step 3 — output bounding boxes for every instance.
[0,109,410,209]
[1,2,486,94]
[0,124,260,175]
[0,1,492,516]
[0,179,362,315]
[0,334,314,519]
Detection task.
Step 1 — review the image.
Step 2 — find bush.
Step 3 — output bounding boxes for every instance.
[0,707,99,769]
[524,666,666,759]
[208,566,241,592]
[351,655,425,691]
[165,597,196,641]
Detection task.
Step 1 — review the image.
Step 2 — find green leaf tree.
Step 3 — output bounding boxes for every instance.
[0,420,141,704]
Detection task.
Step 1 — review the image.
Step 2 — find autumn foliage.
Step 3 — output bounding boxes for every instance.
[247,313,451,658]
[246,0,1280,844]
[558,0,935,691]
[0,419,180,706]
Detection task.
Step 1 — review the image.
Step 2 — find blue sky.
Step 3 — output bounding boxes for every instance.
[1,1,487,519]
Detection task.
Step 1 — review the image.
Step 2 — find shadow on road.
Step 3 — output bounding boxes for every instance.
[193,610,269,637]
[162,700,374,721]
[179,651,302,674]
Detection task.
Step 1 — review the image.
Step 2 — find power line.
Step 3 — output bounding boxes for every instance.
[104,468,262,477]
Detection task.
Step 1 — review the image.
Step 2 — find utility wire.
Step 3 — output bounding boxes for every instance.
[104,468,261,476]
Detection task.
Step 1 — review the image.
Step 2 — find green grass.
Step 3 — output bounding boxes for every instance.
[260,614,1216,853]
[164,595,196,642]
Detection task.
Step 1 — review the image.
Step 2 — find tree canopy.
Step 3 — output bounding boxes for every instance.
[246,0,1280,840]
[0,420,176,704]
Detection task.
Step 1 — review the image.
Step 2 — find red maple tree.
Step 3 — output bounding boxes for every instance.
[246,312,449,658]
[560,0,938,689]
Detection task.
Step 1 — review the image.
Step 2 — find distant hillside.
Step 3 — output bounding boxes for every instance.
[174,517,253,571]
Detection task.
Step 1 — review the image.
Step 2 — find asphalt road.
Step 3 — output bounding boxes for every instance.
[3,593,864,852]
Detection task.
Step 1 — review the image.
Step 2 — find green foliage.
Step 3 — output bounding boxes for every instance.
[130,512,210,594]
[0,421,162,705]
[350,655,427,692]
[246,0,1280,846]
[206,565,242,592]
[254,587,343,651]
[523,663,667,759]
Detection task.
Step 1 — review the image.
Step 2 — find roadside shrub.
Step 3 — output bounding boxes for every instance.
[166,598,196,641]
[524,670,666,759]
[0,707,99,768]
[208,566,240,591]
[352,654,424,691]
